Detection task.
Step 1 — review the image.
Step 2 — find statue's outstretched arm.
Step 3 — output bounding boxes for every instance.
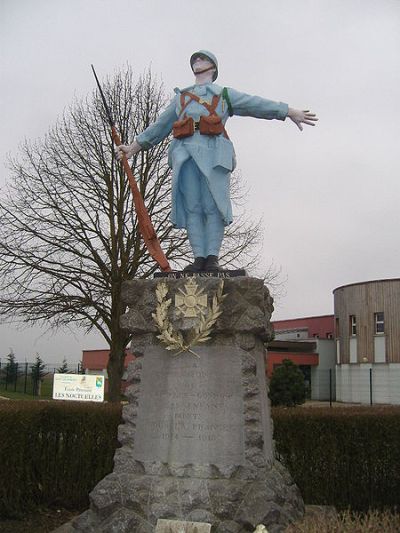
[287,108,318,131]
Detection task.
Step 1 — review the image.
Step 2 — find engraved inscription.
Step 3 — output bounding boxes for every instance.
[133,345,245,465]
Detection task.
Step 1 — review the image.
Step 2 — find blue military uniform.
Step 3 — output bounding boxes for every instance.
[137,77,288,263]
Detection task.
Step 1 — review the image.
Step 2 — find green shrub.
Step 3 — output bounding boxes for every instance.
[0,401,121,518]
[1,401,399,518]
[269,359,306,406]
[272,406,400,512]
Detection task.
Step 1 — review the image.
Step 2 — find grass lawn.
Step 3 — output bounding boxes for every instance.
[0,374,54,399]
[287,508,400,532]
[0,390,38,400]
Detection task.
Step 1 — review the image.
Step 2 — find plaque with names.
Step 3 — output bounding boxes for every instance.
[133,345,245,465]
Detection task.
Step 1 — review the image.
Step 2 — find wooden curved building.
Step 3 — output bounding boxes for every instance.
[334,278,400,404]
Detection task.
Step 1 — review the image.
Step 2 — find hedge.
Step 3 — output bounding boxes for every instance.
[272,406,400,511]
[0,402,399,518]
[0,401,121,518]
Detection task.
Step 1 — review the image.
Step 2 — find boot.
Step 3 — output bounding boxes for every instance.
[183,256,206,273]
[204,255,224,272]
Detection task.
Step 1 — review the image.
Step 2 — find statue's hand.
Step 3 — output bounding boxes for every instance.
[115,141,142,160]
[287,108,318,131]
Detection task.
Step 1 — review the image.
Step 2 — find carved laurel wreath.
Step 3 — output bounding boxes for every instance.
[152,279,226,358]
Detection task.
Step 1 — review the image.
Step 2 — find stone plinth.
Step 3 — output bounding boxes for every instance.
[70,277,304,533]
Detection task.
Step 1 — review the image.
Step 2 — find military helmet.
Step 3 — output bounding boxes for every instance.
[190,50,218,81]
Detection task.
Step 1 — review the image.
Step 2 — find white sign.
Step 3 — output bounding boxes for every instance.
[53,373,105,402]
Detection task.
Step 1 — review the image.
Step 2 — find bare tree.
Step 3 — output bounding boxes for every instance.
[0,67,264,401]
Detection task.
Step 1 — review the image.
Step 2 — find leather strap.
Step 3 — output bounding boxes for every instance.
[179,91,229,139]
[192,65,215,76]
[180,91,220,115]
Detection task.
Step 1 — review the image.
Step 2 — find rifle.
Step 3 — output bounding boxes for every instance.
[91,65,172,272]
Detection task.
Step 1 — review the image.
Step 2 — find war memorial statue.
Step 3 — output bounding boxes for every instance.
[59,51,318,533]
[117,50,317,272]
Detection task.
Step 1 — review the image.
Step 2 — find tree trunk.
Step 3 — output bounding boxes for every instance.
[107,332,129,402]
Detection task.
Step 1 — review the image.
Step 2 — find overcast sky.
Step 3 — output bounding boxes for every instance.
[1,0,399,364]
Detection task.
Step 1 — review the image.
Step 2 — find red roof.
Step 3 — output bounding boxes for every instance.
[82,349,135,371]
[272,315,334,339]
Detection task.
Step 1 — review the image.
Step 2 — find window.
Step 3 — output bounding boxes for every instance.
[349,315,357,336]
[335,318,340,337]
[374,312,384,334]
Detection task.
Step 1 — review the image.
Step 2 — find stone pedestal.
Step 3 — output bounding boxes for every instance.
[71,276,304,533]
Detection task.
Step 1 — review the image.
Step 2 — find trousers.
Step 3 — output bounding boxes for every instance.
[179,158,225,258]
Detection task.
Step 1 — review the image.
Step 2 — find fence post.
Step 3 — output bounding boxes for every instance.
[32,365,36,397]
[24,362,28,394]
[369,367,373,406]
[14,362,18,392]
[329,368,332,407]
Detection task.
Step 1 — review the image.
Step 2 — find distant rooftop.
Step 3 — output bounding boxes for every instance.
[333,277,400,293]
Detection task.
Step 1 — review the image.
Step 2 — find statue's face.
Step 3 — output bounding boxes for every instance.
[192,55,214,74]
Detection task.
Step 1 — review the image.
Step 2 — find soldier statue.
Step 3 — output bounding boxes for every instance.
[117,50,318,272]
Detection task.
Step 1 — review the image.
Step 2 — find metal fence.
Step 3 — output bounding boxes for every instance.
[335,364,400,405]
[0,361,82,397]
[310,368,336,405]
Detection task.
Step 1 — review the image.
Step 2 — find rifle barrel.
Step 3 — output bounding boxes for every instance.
[91,64,114,128]
[90,65,172,273]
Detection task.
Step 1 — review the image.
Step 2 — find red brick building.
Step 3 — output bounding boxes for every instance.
[267,315,336,400]
[272,314,335,341]
[82,349,135,392]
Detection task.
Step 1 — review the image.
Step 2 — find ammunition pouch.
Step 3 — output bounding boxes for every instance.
[173,115,225,139]
[174,90,230,140]
[172,117,194,139]
[199,115,224,136]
